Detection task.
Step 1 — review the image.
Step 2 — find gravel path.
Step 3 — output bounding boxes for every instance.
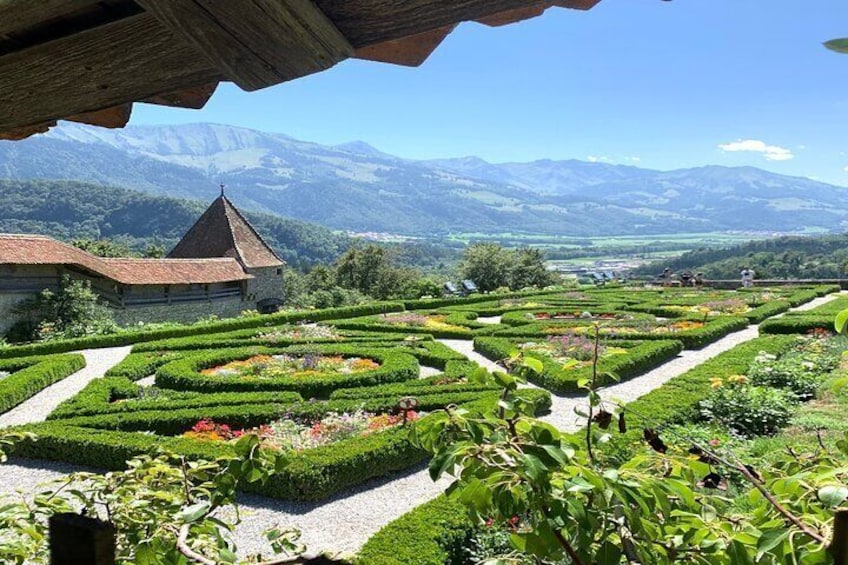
[0,345,132,428]
[0,292,842,558]
[476,316,502,325]
[437,339,502,373]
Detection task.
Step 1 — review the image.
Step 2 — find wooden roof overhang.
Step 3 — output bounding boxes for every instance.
[0,0,601,140]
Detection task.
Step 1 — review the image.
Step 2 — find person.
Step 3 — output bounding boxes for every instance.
[741,268,754,288]
[694,272,705,288]
[680,270,693,287]
[660,267,673,287]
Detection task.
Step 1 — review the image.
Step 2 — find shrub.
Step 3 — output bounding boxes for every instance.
[0,354,86,415]
[699,381,797,437]
[748,352,822,401]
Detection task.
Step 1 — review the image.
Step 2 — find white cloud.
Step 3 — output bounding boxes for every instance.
[717,139,794,161]
[624,156,642,163]
[843,165,848,173]
[586,155,611,163]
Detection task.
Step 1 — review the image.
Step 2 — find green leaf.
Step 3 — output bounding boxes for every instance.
[176,501,211,524]
[523,356,544,374]
[818,485,848,507]
[824,38,848,54]
[428,450,456,481]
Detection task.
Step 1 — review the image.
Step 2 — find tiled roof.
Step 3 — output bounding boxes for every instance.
[168,196,285,269]
[0,234,251,285]
[103,258,252,285]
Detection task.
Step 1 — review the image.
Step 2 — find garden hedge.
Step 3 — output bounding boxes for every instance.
[48,378,305,419]
[473,337,683,394]
[154,346,419,399]
[0,354,86,415]
[356,495,472,565]
[17,389,552,501]
[606,335,799,460]
[0,302,407,359]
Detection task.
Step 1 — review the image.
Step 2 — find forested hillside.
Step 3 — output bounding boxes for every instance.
[0,179,350,269]
[634,234,848,279]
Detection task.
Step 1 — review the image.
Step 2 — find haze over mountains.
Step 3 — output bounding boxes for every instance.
[1,122,846,237]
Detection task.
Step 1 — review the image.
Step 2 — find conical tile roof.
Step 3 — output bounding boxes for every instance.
[168,195,284,269]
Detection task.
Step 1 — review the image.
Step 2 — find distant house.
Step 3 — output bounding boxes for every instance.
[0,194,285,334]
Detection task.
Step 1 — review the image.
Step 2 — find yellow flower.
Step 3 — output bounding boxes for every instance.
[727,374,748,384]
[709,377,724,389]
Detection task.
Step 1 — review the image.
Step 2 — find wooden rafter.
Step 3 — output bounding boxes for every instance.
[143,83,219,109]
[354,25,456,67]
[0,0,604,138]
[0,13,222,132]
[67,104,133,129]
[137,0,353,91]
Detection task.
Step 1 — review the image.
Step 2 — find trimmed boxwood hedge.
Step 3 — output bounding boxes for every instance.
[473,337,683,394]
[154,346,419,398]
[104,351,183,381]
[0,354,86,415]
[0,302,407,359]
[491,316,747,350]
[17,388,552,501]
[131,328,413,353]
[356,495,472,565]
[759,316,832,335]
[48,378,305,419]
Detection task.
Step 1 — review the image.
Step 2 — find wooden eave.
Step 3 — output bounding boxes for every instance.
[0,0,601,140]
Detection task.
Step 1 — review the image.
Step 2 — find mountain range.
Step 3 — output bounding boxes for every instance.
[1,122,846,237]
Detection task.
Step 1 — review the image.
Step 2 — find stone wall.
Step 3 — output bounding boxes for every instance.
[111,296,246,327]
[245,266,285,306]
[0,293,36,335]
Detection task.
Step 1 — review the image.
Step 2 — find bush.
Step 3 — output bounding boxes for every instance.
[0,302,407,359]
[747,352,823,401]
[18,389,552,502]
[154,346,420,399]
[699,383,797,437]
[356,495,473,565]
[0,354,86,415]
[473,337,683,394]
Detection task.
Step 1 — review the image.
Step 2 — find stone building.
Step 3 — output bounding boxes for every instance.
[0,195,285,334]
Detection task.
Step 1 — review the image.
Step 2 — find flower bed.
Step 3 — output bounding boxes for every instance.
[154,346,419,398]
[20,388,552,501]
[474,337,683,394]
[185,409,419,451]
[199,353,381,379]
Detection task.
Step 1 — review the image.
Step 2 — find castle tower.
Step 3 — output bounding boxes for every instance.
[168,193,285,312]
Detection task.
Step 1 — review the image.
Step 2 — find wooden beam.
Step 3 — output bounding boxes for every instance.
[67,104,133,128]
[137,0,353,91]
[354,25,456,67]
[0,0,98,37]
[0,12,223,132]
[315,0,560,47]
[143,83,219,109]
[0,121,55,141]
[477,3,549,27]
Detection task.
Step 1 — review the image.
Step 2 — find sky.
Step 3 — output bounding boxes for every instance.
[130,0,848,185]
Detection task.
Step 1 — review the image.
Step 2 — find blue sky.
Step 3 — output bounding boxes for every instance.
[131,0,848,185]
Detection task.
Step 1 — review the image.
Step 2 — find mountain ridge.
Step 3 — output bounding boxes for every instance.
[0,122,845,236]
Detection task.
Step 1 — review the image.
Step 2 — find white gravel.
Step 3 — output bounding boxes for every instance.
[419,365,442,379]
[136,375,156,387]
[476,316,502,325]
[437,339,502,373]
[0,292,842,558]
[0,345,132,427]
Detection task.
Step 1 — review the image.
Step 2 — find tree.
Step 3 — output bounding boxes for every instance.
[460,243,557,292]
[72,238,136,258]
[9,275,116,342]
[459,243,514,292]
